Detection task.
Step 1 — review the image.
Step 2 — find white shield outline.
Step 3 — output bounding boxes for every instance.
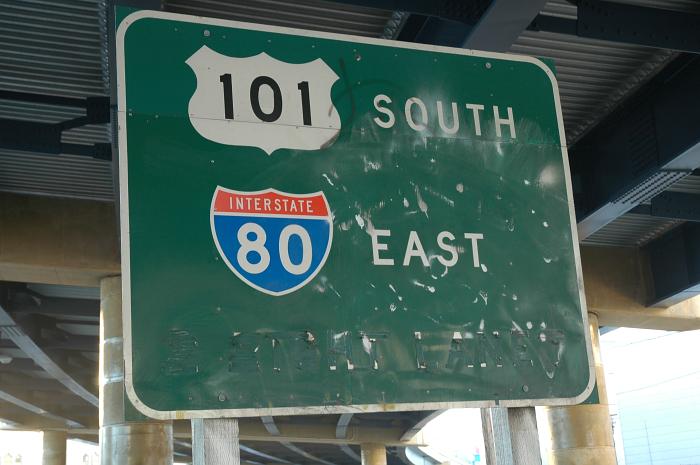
[186,46,341,155]
[210,186,334,296]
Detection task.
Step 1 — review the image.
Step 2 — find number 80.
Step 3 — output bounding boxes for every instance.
[237,223,313,275]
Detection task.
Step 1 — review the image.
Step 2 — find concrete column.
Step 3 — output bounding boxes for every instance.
[100,276,173,465]
[42,430,67,465]
[543,313,616,465]
[361,443,387,465]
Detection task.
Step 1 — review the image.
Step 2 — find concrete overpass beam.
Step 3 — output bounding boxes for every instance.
[581,246,700,330]
[0,193,119,287]
[4,193,700,331]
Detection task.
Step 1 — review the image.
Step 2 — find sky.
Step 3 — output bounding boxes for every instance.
[412,327,700,465]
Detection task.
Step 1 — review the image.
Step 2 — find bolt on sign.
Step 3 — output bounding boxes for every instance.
[117,8,593,419]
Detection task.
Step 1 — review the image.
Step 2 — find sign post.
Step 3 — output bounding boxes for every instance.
[117,8,593,420]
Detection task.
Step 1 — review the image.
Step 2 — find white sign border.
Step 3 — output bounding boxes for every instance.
[117,8,595,420]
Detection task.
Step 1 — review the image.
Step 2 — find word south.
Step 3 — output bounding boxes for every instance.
[373,94,518,139]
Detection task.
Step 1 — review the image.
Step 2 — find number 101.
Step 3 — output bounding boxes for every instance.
[219,74,312,126]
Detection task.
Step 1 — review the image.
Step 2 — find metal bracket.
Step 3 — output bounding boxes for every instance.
[631,191,700,222]
[329,1,491,25]
[0,90,111,160]
[572,55,700,239]
[646,222,700,306]
[529,0,700,53]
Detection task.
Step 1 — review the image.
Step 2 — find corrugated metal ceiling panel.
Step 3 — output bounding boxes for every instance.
[667,175,700,194]
[0,0,107,98]
[614,0,700,12]
[0,150,113,202]
[0,98,112,201]
[581,212,681,247]
[0,0,392,203]
[0,0,111,202]
[540,0,577,18]
[165,0,392,37]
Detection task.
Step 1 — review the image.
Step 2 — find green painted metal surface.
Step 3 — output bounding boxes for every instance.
[117,9,592,419]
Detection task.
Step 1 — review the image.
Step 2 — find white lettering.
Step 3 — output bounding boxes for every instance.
[466,104,484,136]
[437,101,459,135]
[493,106,516,138]
[237,223,270,274]
[405,97,428,132]
[403,231,429,267]
[464,233,484,267]
[373,94,395,129]
[436,231,458,267]
[371,230,394,265]
[279,224,312,275]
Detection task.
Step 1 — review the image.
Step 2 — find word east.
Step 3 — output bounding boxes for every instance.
[371,229,485,268]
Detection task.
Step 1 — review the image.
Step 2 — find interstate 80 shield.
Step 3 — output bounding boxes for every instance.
[118,8,592,419]
[211,187,332,296]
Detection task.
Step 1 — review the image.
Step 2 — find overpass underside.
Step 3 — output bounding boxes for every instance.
[2,0,700,464]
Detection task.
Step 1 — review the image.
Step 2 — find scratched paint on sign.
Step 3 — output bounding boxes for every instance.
[117,8,591,419]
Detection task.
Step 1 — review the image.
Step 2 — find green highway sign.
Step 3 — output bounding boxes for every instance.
[117,9,593,419]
